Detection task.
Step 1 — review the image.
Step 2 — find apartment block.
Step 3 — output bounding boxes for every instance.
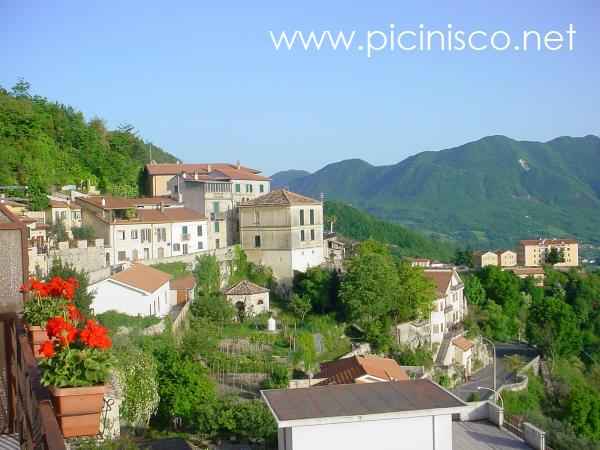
[518,238,579,267]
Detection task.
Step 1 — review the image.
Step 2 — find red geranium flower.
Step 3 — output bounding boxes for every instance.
[79,320,111,350]
[46,316,77,346]
[39,341,55,358]
[67,304,82,322]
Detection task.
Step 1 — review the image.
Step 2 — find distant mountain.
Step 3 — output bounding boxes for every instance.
[283,135,600,248]
[271,169,311,188]
[325,201,455,261]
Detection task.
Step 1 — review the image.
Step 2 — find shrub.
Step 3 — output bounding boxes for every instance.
[72,225,95,240]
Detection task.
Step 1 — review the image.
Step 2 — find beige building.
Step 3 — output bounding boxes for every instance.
[224,279,270,316]
[239,189,324,286]
[496,250,517,267]
[77,196,208,265]
[163,164,271,249]
[46,199,82,236]
[518,239,579,267]
[472,251,498,269]
[505,267,545,286]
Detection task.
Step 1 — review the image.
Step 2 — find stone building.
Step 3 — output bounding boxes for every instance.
[224,279,270,316]
[238,189,324,286]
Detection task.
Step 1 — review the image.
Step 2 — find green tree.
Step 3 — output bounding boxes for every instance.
[464,275,486,306]
[546,248,565,266]
[27,178,49,211]
[72,225,95,241]
[191,294,235,325]
[454,248,473,267]
[290,294,311,322]
[564,384,600,441]
[193,254,221,297]
[293,267,339,314]
[292,332,318,375]
[526,296,581,361]
[392,261,436,325]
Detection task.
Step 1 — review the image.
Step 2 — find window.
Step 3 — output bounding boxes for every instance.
[118,251,127,261]
[213,201,220,214]
[72,210,81,221]
[197,225,203,236]
[197,241,203,250]
[182,225,188,235]
[131,230,138,239]
[155,228,166,242]
[309,209,315,225]
[310,229,315,241]
[300,230,305,241]
[173,243,181,252]
[215,221,220,233]
[246,184,253,193]
[259,184,264,193]
[144,248,150,259]
[118,230,126,240]
[141,229,152,243]
[255,235,261,248]
[215,238,220,249]
[235,183,241,193]
[300,210,305,225]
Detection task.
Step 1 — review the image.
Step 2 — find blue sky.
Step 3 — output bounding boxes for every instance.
[1,1,598,175]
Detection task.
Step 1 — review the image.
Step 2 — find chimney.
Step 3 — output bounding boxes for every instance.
[207,164,212,172]
[236,160,241,170]
[101,197,106,207]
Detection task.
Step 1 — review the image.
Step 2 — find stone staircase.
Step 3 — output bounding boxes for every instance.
[436,335,452,366]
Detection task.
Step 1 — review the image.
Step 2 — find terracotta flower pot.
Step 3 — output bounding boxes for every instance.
[26,325,49,358]
[49,385,106,438]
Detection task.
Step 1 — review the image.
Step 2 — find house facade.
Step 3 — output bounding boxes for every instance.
[224,279,270,316]
[163,164,271,249]
[46,199,82,236]
[239,189,324,286]
[89,264,173,317]
[397,268,467,347]
[518,239,579,267]
[472,251,498,269]
[496,250,517,267]
[77,196,208,265]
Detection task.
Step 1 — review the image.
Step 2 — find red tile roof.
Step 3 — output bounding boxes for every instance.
[520,239,578,246]
[110,264,172,294]
[170,274,196,290]
[240,189,320,207]
[316,355,409,385]
[145,163,269,181]
[111,207,205,224]
[452,336,474,351]
[78,196,177,210]
[224,279,269,295]
[423,269,454,297]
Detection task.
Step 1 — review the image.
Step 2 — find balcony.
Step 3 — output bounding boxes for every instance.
[210,212,225,221]
[1,314,66,449]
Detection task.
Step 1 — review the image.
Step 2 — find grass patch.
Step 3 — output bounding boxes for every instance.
[151,262,190,279]
[97,310,161,333]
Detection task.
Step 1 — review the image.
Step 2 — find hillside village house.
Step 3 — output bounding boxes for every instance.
[89,264,173,317]
[238,189,324,286]
[496,249,517,267]
[322,231,345,270]
[77,196,208,265]
[472,251,498,269]
[397,268,468,360]
[410,258,432,268]
[314,355,409,385]
[170,274,197,305]
[46,199,82,236]
[159,163,271,249]
[518,238,579,267]
[505,266,546,286]
[224,279,270,316]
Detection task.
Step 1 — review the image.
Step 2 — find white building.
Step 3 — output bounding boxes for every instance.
[89,264,173,317]
[425,269,467,344]
[239,189,324,286]
[77,196,208,265]
[224,279,270,316]
[262,380,468,450]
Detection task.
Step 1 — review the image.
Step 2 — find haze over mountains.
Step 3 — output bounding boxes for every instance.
[272,135,600,248]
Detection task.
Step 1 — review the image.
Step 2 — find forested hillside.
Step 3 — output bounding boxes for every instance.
[0,80,177,198]
[324,200,455,261]
[280,135,600,248]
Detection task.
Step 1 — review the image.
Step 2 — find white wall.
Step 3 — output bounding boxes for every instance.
[89,280,171,317]
[286,414,452,450]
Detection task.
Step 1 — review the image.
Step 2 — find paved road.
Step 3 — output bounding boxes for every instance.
[453,421,530,450]
[453,342,538,401]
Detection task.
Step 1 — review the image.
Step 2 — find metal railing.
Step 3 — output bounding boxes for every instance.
[1,314,66,449]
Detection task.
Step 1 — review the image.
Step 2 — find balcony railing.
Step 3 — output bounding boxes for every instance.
[1,313,66,449]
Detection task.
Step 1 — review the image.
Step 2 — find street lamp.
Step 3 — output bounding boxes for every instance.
[480,336,497,403]
[477,386,504,409]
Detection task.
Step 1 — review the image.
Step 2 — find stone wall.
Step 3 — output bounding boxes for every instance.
[29,239,107,276]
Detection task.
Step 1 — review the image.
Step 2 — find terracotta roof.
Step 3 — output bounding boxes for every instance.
[495,249,515,256]
[48,199,80,209]
[423,269,454,297]
[520,239,577,246]
[145,163,269,181]
[452,336,474,352]
[0,199,27,208]
[240,189,320,207]
[224,279,269,295]
[132,208,205,223]
[262,379,466,422]
[110,264,172,294]
[316,355,409,385]
[78,196,177,210]
[170,274,196,290]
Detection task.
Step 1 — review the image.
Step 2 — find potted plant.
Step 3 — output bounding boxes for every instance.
[21,277,78,357]
[38,316,113,438]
